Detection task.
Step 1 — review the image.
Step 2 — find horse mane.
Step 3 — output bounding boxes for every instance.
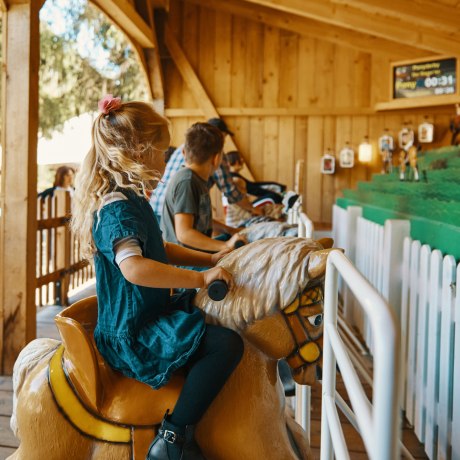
[195,237,323,331]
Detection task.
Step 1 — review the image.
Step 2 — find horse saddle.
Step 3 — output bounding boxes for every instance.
[54,296,184,427]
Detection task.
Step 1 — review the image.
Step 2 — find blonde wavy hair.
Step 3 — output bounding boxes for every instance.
[72,101,170,257]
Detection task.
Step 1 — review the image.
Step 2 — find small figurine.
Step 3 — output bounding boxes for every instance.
[378,129,394,174]
[399,145,420,181]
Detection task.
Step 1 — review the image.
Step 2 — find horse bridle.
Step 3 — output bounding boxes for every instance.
[281,284,324,372]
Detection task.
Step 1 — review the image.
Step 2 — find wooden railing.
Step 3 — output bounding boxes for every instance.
[36,190,93,307]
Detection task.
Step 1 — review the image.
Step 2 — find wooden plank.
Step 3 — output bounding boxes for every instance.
[0,390,12,417]
[294,117,308,201]
[187,0,429,59]
[296,35,315,108]
[181,1,199,108]
[262,24,280,108]
[91,0,155,48]
[331,0,460,35]
[244,22,264,108]
[305,116,323,223]
[263,117,279,185]
[0,0,39,373]
[321,116,336,224]
[334,116,352,199]
[214,10,232,107]
[198,6,215,108]
[0,414,18,447]
[278,117,295,189]
[279,30,298,108]
[237,0,459,55]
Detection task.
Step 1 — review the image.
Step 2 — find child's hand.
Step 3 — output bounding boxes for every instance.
[211,247,232,266]
[202,266,233,290]
[225,233,247,250]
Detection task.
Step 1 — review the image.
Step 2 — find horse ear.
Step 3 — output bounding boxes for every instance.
[307,248,336,279]
[317,237,334,249]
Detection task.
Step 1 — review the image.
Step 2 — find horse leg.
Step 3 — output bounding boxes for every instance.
[285,413,313,460]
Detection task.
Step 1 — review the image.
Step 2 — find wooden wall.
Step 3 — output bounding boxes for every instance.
[162,0,454,225]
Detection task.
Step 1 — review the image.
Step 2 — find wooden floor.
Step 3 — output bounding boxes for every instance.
[0,281,427,460]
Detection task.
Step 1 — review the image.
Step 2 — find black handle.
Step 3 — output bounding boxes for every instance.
[207,279,229,301]
[234,240,246,249]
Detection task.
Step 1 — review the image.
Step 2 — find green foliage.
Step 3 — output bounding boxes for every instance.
[37,0,149,138]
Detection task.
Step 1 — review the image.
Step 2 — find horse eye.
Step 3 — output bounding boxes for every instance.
[307,314,323,327]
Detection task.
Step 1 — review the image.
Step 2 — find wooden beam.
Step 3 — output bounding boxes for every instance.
[236,0,460,56]
[165,106,376,117]
[90,0,155,48]
[165,24,255,179]
[185,0,429,59]
[0,0,7,12]
[331,0,460,35]
[0,0,39,373]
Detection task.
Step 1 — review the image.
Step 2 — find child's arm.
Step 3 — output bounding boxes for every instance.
[175,213,245,252]
[164,242,231,267]
[119,256,232,289]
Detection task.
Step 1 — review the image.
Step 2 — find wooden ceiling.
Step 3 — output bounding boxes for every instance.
[86,0,460,58]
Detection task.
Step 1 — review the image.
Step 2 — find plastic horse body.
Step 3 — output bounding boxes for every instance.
[9,237,332,460]
[399,145,419,181]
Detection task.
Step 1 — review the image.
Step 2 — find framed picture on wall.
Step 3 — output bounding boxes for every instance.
[339,145,354,168]
[321,153,335,174]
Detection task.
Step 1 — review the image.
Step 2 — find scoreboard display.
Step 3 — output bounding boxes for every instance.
[393,58,456,99]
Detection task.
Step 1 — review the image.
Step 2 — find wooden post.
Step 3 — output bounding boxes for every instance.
[0,0,39,373]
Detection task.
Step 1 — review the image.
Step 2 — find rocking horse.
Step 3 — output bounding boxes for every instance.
[9,237,333,460]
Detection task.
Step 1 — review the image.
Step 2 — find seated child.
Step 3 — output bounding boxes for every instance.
[226,150,298,208]
[161,123,246,253]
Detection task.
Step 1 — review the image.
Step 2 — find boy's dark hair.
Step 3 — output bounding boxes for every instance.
[184,122,224,165]
[225,150,242,166]
[164,146,176,164]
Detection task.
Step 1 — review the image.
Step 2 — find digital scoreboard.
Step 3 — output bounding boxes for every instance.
[393,58,457,99]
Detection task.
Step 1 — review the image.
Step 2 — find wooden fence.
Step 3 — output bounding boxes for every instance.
[36,190,92,308]
[332,204,460,460]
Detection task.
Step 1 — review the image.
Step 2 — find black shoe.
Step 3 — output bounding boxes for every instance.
[146,413,205,460]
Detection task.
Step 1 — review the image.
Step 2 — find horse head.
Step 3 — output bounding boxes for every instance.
[195,237,334,386]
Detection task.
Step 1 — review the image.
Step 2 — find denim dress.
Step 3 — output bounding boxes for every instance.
[92,191,205,389]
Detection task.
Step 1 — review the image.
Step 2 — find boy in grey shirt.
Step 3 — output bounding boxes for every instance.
[161,122,246,252]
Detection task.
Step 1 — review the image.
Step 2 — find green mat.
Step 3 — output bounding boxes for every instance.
[337,146,460,260]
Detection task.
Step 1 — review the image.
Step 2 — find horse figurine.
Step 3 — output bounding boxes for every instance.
[9,237,333,460]
[399,145,419,181]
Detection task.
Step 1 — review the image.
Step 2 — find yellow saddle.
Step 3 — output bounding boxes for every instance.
[54,296,184,427]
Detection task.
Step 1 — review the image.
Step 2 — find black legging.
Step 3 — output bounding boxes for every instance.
[169,324,244,427]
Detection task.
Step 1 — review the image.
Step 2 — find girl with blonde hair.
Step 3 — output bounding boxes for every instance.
[72,95,244,460]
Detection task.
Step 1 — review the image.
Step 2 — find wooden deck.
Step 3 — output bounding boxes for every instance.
[0,281,427,459]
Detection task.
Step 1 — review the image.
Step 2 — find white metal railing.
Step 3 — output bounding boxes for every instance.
[332,204,460,460]
[321,250,400,460]
[298,211,314,238]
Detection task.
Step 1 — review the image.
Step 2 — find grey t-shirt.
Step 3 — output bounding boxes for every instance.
[161,167,212,246]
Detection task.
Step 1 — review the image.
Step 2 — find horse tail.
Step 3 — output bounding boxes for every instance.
[10,338,61,436]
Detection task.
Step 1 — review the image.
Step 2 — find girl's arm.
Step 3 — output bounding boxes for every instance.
[119,256,232,289]
[164,242,231,267]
